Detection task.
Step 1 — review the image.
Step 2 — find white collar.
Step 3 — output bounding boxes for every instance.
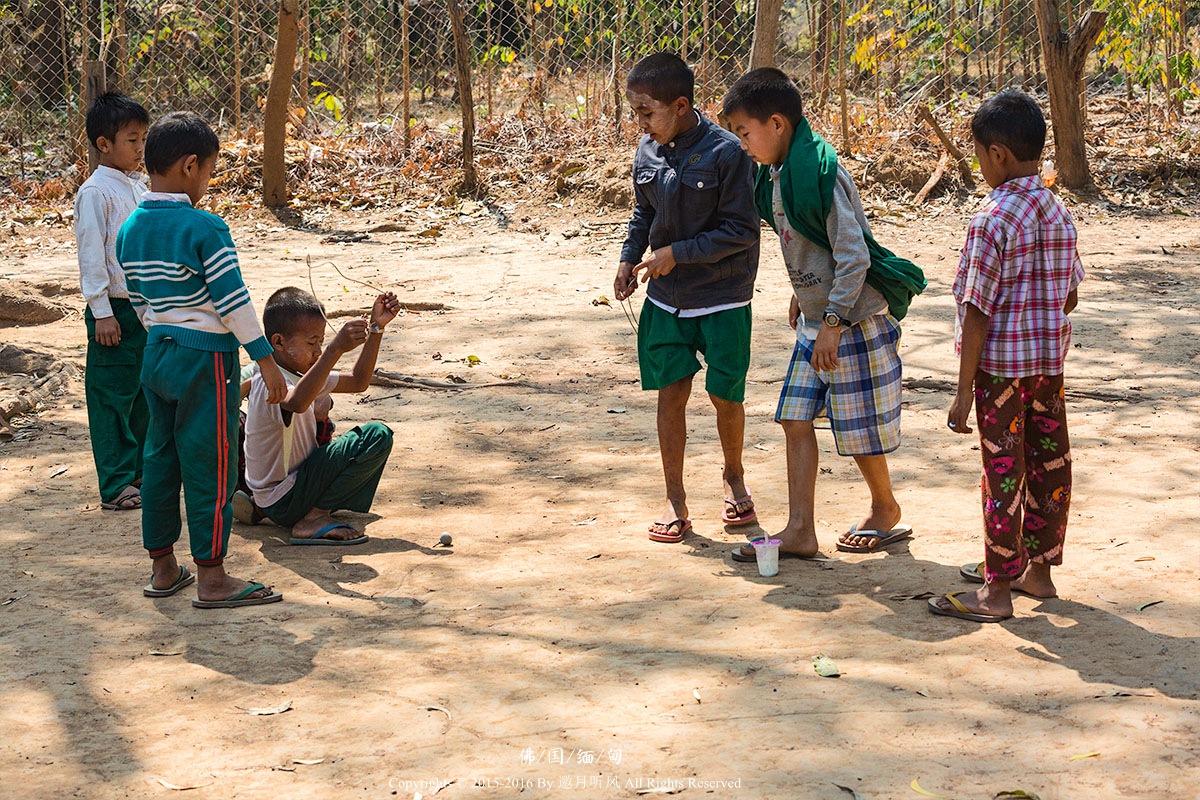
[94,164,147,185]
[142,190,194,205]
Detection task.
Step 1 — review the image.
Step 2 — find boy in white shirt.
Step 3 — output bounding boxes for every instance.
[74,92,150,511]
[242,287,400,544]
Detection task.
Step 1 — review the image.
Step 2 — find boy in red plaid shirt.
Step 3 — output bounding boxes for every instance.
[930,91,1084,623]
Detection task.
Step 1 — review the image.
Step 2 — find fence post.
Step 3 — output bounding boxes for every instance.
[402,0,411,151]
[232,0,243,133]
[84,61,108,175]
[446,0,477,192]
[749,0,784,69]
[264,0,301,207]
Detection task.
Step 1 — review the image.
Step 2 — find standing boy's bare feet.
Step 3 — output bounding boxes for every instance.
[837,502,905,550]
[648,498,691,542]
[149,554,274,604]
[1012,562,1057,598]
[929,584,1013,621]
[734,524,818,561]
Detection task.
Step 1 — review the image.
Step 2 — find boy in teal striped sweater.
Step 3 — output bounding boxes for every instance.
[117,112,288,608]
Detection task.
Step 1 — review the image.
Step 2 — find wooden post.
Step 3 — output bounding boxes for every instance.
[612,1,622,135]
[446,0,476,192]
[232,0,243,132]
[263,0,301,207]
[1033,0,1106,190]
[299,0,311,109]
[681,0,688,64]
[402,0,411,151]
[749,0,783,70]
[84,61,107,174]
[838,0,849,153]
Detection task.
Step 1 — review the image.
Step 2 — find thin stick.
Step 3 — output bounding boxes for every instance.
[306,255,388,333]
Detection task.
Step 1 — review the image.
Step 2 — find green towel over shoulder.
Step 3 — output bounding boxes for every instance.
[754,118,927,321]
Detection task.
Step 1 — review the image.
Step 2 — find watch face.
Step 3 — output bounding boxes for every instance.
[824,313,841,327]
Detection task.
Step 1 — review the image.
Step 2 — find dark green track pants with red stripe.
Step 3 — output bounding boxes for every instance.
[140,339,240,565]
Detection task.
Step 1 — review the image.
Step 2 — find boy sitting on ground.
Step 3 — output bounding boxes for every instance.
[240,287,400,544]
[723,68,925,562]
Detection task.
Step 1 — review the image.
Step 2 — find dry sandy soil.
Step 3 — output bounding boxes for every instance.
[1,192,1198,800]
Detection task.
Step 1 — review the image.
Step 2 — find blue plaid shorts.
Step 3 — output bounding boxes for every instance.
[775,314,903,456]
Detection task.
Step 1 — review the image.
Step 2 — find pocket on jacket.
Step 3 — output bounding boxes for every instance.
[681,169,718,192]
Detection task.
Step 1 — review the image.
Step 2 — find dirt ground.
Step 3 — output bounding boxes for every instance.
[1,193,1198,800]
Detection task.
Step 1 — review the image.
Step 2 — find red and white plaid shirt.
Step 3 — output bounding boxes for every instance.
[954,175,1084,377]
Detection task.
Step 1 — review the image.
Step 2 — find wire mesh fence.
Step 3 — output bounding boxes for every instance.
[1,1,1197,201]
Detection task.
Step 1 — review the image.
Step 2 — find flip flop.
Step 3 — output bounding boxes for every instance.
[232,490,265,526]
[927,591,1012,623]
[648,518,691,543]
[959,562,1058,598]
[836,524,914,553]
[192,582,283,609]
[724,537,820,563]
[102,484,142,511]
[289,523,369,546]
[143,565,195,598]
[721,495,758,526]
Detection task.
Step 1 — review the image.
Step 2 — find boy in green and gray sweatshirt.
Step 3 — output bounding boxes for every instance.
[723,68,926,564]
[117,112,287,608]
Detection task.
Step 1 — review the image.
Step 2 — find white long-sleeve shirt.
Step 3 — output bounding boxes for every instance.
[73,165,148,318]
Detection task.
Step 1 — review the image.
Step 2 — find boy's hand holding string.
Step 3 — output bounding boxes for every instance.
[614,247,678,301]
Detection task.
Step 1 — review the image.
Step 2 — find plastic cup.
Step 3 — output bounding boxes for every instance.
[753,538,781,577]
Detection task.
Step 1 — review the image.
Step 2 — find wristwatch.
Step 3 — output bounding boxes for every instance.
[823,311,849,329]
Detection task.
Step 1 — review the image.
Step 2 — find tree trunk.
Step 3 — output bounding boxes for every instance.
[1033,0,1105,191]
[446,0,477,193]
[263,0,300,207]
[749,0,784,70]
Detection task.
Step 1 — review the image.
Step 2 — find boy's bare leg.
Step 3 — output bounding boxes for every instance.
[773,419,819,556]
[149,553,274,601]
[290,507,363,541]
[653,377,692,528]
[710,394,751,512]
[839,454,903,548]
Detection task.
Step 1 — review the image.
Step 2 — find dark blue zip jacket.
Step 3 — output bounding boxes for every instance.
[620,113,760,310]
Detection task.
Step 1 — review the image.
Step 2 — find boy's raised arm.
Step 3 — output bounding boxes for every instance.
[339,292,401,393]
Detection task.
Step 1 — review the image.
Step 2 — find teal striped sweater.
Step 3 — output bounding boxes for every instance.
[116,200,272,360]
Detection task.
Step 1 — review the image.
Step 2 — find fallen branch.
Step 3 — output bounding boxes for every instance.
[917,105,975,190]
[0,361,77,423]
[372,368,542,391]
[903,377,1146,404]
[913,153,950,203]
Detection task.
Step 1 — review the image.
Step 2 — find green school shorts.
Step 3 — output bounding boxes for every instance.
[637,300,752,403]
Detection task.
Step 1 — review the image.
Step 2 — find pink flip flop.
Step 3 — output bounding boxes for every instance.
[648,518,692,543]
[721,496,757,527]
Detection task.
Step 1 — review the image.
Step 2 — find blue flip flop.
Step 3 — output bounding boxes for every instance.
[191,581,283,609]
[143,565,196,597]
[289,523,369,546]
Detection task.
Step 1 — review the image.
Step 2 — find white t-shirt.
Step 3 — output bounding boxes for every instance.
[244,363,339,508]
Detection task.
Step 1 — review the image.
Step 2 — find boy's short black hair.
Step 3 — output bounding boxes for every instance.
[626,52,694,106]
[85,92,150,148]
[722,68,805,129]
[143,111,221,175]
[971,90,1046,163]
[263,287,326,340]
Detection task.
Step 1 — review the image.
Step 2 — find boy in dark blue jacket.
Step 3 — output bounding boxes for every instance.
[613,53,761,543]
